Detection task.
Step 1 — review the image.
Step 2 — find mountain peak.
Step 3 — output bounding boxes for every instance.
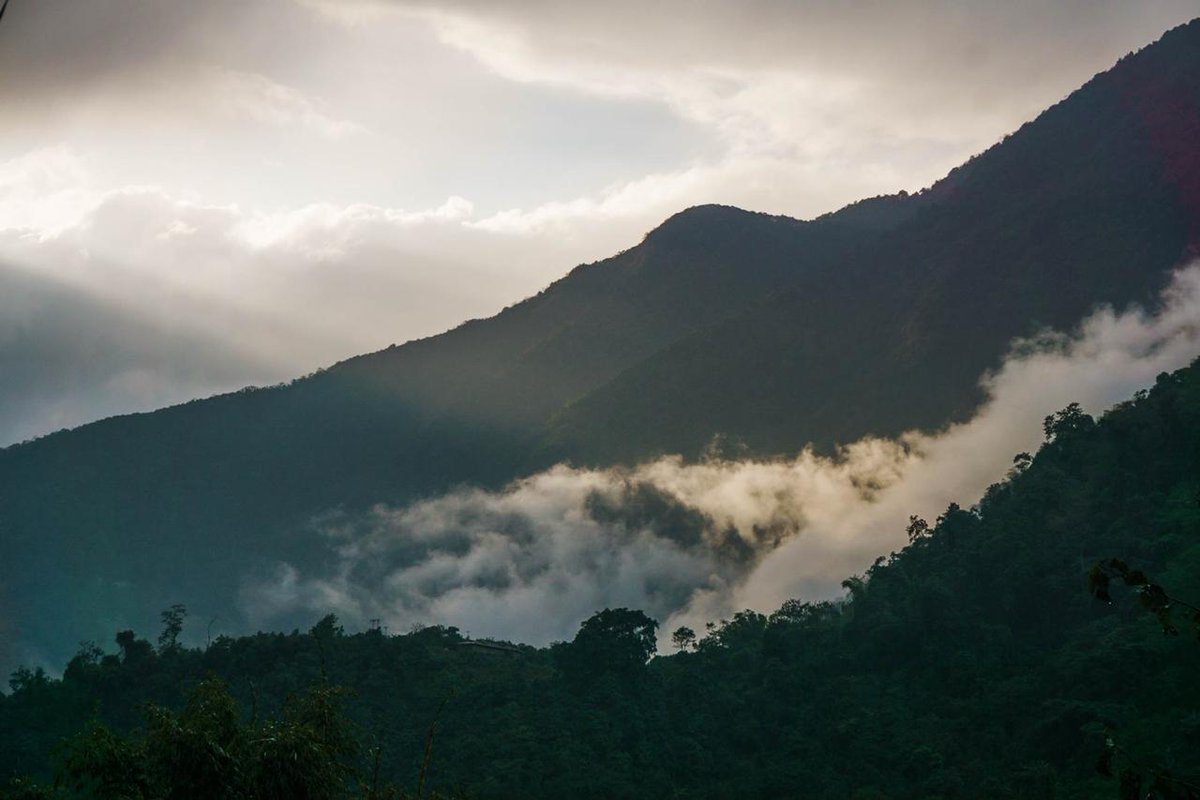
[639,204,804,249]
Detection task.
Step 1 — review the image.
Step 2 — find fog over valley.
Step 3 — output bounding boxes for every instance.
[242,265,1200,648]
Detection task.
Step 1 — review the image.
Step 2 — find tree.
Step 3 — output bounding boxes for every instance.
[906,515,931,544]
[311,614,344,643]
[57,676,365,800]
[558,608,658,683]
[6,668,48,696]
[1042,402,1094,442]
[115,630,154,668]
[1009,452,1033,476]
[671,626,697,652]
[157,604,187,655]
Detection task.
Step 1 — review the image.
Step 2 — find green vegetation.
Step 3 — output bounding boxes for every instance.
[5,362,1200,799]
[2,668,462,799]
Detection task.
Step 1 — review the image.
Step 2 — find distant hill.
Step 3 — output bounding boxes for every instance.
[2,19,1199,674]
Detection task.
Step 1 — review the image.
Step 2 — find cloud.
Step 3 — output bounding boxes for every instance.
[0,149,597,445]
[0,0,339,121]
[242,264,1200,646]
[395,1,1200,158]
[237,195,475,248]
[0,262,279,446]
[0,147,98,234]
[240,460,810,641]
[384,0,1200,228]
[722,266,1200,615]
[469,156,900,237]
[213,70,368,140]
[7,1,1195,227]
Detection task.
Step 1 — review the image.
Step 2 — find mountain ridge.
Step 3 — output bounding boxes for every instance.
[543,17,1200,463]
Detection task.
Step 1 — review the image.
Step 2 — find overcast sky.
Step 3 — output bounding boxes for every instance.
[0,0,1196,445]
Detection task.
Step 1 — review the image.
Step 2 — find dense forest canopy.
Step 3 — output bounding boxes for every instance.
[4,361,1200,799]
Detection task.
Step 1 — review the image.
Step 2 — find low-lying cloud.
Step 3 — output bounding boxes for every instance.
[243,441,908,641]
[243,263,1200,646]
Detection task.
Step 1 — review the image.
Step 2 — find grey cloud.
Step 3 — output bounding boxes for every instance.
[242,263,1200,646]
[0,157,598,445]
[395,1,1197,82]
[0,260,281,446]
[388,0,1199,163]
[0,0,318,107]
[7,0,1194,154]
[240,465,790,643]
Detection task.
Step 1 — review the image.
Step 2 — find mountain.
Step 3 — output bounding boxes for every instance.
[5,360,1200,798]
[545,19,1200,463]
[2,19,1200,673]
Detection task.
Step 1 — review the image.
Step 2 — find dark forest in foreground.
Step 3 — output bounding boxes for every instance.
[4,361,1200,799]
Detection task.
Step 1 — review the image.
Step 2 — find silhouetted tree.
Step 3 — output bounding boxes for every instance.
[157,604,187,655]
[671,626,696,652]
[905,515,931,544]
[558,608,658,683]
[1043,401,1094,442]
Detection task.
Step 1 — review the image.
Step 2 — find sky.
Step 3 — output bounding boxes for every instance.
[0,0,1197,445]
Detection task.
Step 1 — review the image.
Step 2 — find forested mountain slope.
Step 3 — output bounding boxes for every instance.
[4,361,1200,800]
[1,19,1199,673]
[544,17,1200,462]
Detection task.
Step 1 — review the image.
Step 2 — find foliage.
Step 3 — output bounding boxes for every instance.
[156,605,187,656]
[1089,565,1200,799]
[670,627,696,652]
[1089,559,1200,639]
[6,671,463,800]
[556,608,658,683]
